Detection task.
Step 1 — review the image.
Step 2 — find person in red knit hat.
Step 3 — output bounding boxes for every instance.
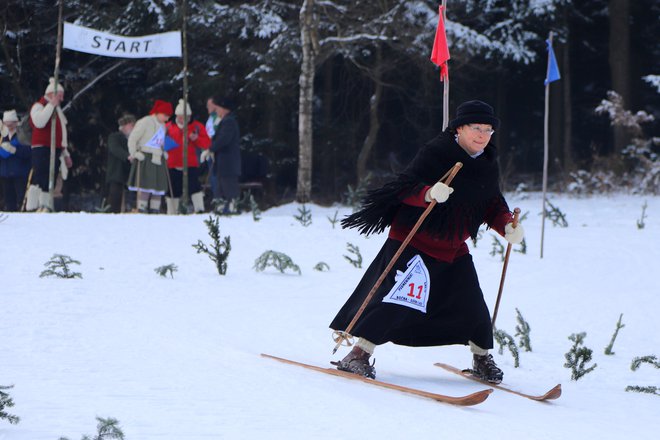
[163,99,211,214]
[126,99,172,213]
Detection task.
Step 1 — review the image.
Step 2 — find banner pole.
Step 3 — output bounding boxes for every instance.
[441,0,449,130]
[48,0,64,211]
[181,0,190,213]
[541,31,553,259]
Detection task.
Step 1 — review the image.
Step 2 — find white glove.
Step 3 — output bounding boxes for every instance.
[504,223,525,245]
[424,181,454,203]
[1,142,16,155]
[132,151,146,161]
[200,149,212,162]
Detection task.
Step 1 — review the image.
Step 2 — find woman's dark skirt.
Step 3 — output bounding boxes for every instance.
[329,238,493,349]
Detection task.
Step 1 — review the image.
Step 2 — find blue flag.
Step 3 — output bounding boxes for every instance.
[545,39,561,85]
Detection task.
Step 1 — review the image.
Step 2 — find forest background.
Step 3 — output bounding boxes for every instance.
[0,0,658,209]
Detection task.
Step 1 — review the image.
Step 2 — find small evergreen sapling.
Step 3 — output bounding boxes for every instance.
[564,332,597,380]
[154,264,178,278]
[604,313,625,355]
[636,201,647,229]
[59,416,124,440]
[625,355,660,396]
[294,204,312,226]
[40,254,83,279]
[489,236,505,261]
[327,210,339,229]
[343,242,362,268]
[0,213,7,223]
[514,308,532,352]
[543,200,569,227]
[254,250,301,275]
[192,215,231,275]
[0,385,19,425]
[313,262,330,272]
[494,329,520,368]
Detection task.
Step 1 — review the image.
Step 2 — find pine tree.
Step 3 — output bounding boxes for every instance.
[343,243,362,268]
[494,329,520,368]
[59,416,124,440]
[604,313,625,355]
[294,204,312,226]
[564,332,597,380]
[253,251,301,275]
[40,254,83,279]
[154,264,178,278]
[0,385,19,425]
[514,308,532,352]
[192,215,231,275]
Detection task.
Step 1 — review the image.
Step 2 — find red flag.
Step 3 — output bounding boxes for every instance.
[430,5,450,81]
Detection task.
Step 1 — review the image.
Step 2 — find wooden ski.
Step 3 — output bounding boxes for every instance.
[261,353,492,406]
[434,362,562,402]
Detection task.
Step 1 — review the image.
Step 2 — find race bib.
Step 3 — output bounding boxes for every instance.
[382,255,430,313]
[145,126,165,149]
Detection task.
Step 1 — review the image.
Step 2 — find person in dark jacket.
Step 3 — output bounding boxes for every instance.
[105,114,135,213]
[330,100,525,384]
[0,110,32,211]
[207,95,241,214]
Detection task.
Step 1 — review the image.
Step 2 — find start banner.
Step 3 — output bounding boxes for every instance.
[63,22,182,58]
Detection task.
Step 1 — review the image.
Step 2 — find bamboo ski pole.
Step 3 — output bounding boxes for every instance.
[491,207,521,329]
[332,162,463,354]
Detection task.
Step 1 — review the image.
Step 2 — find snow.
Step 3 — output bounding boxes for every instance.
[1,193,659,439]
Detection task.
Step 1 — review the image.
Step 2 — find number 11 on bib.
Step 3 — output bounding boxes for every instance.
[382,255,430,313]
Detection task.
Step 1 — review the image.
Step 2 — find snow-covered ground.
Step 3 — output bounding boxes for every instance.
[1,193,659,439]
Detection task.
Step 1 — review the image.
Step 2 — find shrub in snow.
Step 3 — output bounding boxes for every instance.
[636,202,648,229]
[294,204,312,226]
[154,264,178,278]
[313,262,330,272]
[253,250,301,275]
[595,91,658,195]
[59,416,124,440]
[542,200,568,227]
[515,308,532,352]
[40,254,83,279]
[0,385,19,425]
[564,332,597,380]
[192,215,231,275]
[626,355,660,396]
[343,242,362,268]
[489,236,505,261]
[604,313,625,355]
[343,172,372,212]
[494,329,520,368]
[327,210,339,229]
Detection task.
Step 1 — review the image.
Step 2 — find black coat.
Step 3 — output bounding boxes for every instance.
[211,113,241,177]
[105,131,130,184]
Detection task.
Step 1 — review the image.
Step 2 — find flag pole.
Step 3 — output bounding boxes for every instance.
[441,0,449,130]
[181,0,190,213]
[48,0,65,211]
[540,31,553,259]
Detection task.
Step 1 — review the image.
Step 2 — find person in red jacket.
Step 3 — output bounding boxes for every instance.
[330,100,524,384]
[164,99,211,214]
[27,78,73,212]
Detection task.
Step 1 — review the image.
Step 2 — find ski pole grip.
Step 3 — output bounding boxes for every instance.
[512,207,521,227]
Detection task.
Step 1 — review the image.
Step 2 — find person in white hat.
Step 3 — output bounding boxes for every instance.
[27,77,73,212]
[164,99,211,214]
[0,110,32,211]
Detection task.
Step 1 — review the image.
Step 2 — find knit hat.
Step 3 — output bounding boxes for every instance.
[149,100,173,117]
[45,77,64,95]
[448,100,500,131]
[2,110,19,123]
[175,99,192,116]
[117,114,136,126]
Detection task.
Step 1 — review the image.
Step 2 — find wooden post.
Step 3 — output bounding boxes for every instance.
[181,0,190,213]
[47,0,64,211]
[540,31,553,259]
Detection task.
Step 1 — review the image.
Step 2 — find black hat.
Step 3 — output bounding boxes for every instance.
[448,100,500,130]
[213,95,237,112]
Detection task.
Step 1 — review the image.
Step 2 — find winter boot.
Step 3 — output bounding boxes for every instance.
[37,191,53,213]
[191,191,205,213]
[331,346,376,379]
[25,185,41,211]
[166,197,180,215]
[149,196,162,214]
[472,353,503,384]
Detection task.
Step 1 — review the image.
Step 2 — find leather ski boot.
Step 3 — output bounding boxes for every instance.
[331,346,376,379]
[472,353,503,384]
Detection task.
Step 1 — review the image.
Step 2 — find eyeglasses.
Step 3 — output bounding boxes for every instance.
[467,125,495,135]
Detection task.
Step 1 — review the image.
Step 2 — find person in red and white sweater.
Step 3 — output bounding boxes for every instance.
[164,99,211,214]
[27,78,73,212]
